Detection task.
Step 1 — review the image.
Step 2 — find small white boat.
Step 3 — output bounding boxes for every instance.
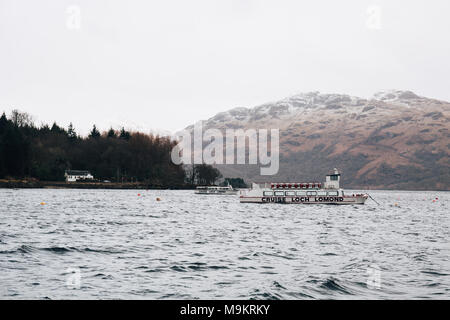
[195,185,239,195]
[239,169,368,205]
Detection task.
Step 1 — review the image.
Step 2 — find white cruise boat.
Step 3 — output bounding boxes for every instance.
[239,169,368,205]
[195,185,239,195]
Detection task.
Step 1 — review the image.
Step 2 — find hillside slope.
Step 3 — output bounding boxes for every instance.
[187,90,450,190]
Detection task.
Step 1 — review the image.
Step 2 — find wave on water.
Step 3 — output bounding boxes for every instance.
[421,270,449,277]
[319,278,354,295]
[0,244,36,254]
[168,264,230,273]
[0,245,123,255]
[18,245,35,254]
[42,247,73,254]
[1,189,449,299]
[249,288,282,300]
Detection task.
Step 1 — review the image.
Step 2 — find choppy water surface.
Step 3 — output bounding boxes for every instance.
[0,189,449,299]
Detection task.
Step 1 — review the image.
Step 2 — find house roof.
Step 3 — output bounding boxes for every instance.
[65,170,92,176]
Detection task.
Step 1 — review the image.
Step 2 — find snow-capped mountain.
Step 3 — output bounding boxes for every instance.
[187,90,450,190]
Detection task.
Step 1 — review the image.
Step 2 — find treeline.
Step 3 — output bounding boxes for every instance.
[185,164,223,186]
[221,178,247,188]
[0,110,202,187]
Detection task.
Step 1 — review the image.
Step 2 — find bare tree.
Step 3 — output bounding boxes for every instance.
[10,110,34,127]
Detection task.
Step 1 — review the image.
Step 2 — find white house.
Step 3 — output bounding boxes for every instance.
[65,170,94,182]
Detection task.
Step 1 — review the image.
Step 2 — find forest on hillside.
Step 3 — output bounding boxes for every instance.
[0,110,223,187]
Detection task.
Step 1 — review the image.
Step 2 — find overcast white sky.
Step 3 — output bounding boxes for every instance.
[1,0,449,135]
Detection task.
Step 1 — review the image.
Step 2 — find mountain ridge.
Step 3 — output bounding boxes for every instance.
[186,90,450,190]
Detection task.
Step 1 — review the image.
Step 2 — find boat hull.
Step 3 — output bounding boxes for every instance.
[195,190,238,195]
[239,195,367,204]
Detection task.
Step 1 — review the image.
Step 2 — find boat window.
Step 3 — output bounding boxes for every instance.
[263,191,273,196]
[285,191,295,196]
[328,191,338,196]
[274,191,285,196]
[317,191,327,196]
[296,191,306,196]
[330,175,338,181]
[306,191,317,196]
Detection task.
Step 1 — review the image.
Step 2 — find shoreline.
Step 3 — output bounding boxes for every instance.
[0,179,193,190]
[0,179,447,191]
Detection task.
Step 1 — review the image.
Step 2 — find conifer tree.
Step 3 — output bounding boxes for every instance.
[119,127,130,140]
[68,122,77,141]
[107,128,116,138]
[89,125,101,138]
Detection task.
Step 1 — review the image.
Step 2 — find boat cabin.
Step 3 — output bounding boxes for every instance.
[324,168,341,189]
[65,170,94,182]
[262,189,344,197]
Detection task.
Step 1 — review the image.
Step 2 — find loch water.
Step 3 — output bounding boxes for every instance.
[0,189,449,299]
